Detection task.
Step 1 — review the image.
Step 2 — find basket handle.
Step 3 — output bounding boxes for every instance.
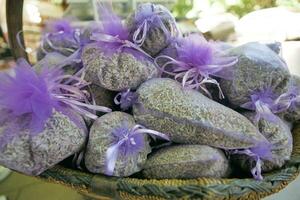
[6,0,28,60]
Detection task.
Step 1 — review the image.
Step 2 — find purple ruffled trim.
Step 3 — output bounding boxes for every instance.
[155,34,237,99]
[0,59,56,134]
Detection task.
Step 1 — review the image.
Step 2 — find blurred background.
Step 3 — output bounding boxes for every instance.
[1,0,300,72]
[0,0,300,199]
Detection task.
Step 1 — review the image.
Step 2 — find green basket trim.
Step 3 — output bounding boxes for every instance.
[116,164,300,199]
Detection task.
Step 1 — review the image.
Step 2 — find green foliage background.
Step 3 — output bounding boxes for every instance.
[172,0,300,18]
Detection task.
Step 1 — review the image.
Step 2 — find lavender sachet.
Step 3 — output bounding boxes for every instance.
[241,112,292,171]
[143,145,230,179]
[220,42,290,107]
[0,59,111,175]
[38,19,79,60]
[37,19,94,75]
[126,3,180,56]
[82,4,157,92]
[133,78,268,149]
[85,112,168,177]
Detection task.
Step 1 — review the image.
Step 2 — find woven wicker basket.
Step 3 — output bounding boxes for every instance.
[6,1,300,199]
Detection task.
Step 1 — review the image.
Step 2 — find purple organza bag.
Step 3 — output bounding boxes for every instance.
[82,3,158,91]
[155,34,237,99]
[220,42,290,108]
[126,3,180,56]
[133,78,269,150]
[37,19,95,77]
[142,145,231,179]
[85,112,168,177]
[37,19,79,60]
[0,59,111,175]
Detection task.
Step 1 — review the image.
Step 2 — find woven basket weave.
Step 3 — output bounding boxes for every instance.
[6,1,300,199]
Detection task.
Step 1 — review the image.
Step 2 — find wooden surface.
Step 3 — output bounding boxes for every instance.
[6,0,28,60]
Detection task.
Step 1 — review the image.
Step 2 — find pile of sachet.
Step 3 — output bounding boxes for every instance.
[0,3,299,181]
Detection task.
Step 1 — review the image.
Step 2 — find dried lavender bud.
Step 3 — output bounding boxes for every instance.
[233,112,292,172]
[0,111,86,176]
[126,3,179,56]
[133,78,267,149]
[84,112,151,177]
[82,44,158,91]
[143,145,230,179]
[220,42,290,107]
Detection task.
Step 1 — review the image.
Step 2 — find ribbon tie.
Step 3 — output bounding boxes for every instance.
[275,86,300,112]
[133,10,176,47]
[105,124,169,176]
[90,32,153,60]
[241,88,291,123]
[154,54,237,99]
[114,89,138,110]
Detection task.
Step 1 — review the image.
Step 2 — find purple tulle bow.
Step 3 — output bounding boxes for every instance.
[230,142,273,180]
[0,59,111,150]
[91,2,152,60]
[241,88,286,123]
[155,34,237,99]
[105,124,169,176]
[44,19,74,35]
[114,89,138,110]
[132,3,178,47]
[0,60,55,134]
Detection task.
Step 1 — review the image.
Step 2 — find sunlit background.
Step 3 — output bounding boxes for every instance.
[0,0,299,73]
